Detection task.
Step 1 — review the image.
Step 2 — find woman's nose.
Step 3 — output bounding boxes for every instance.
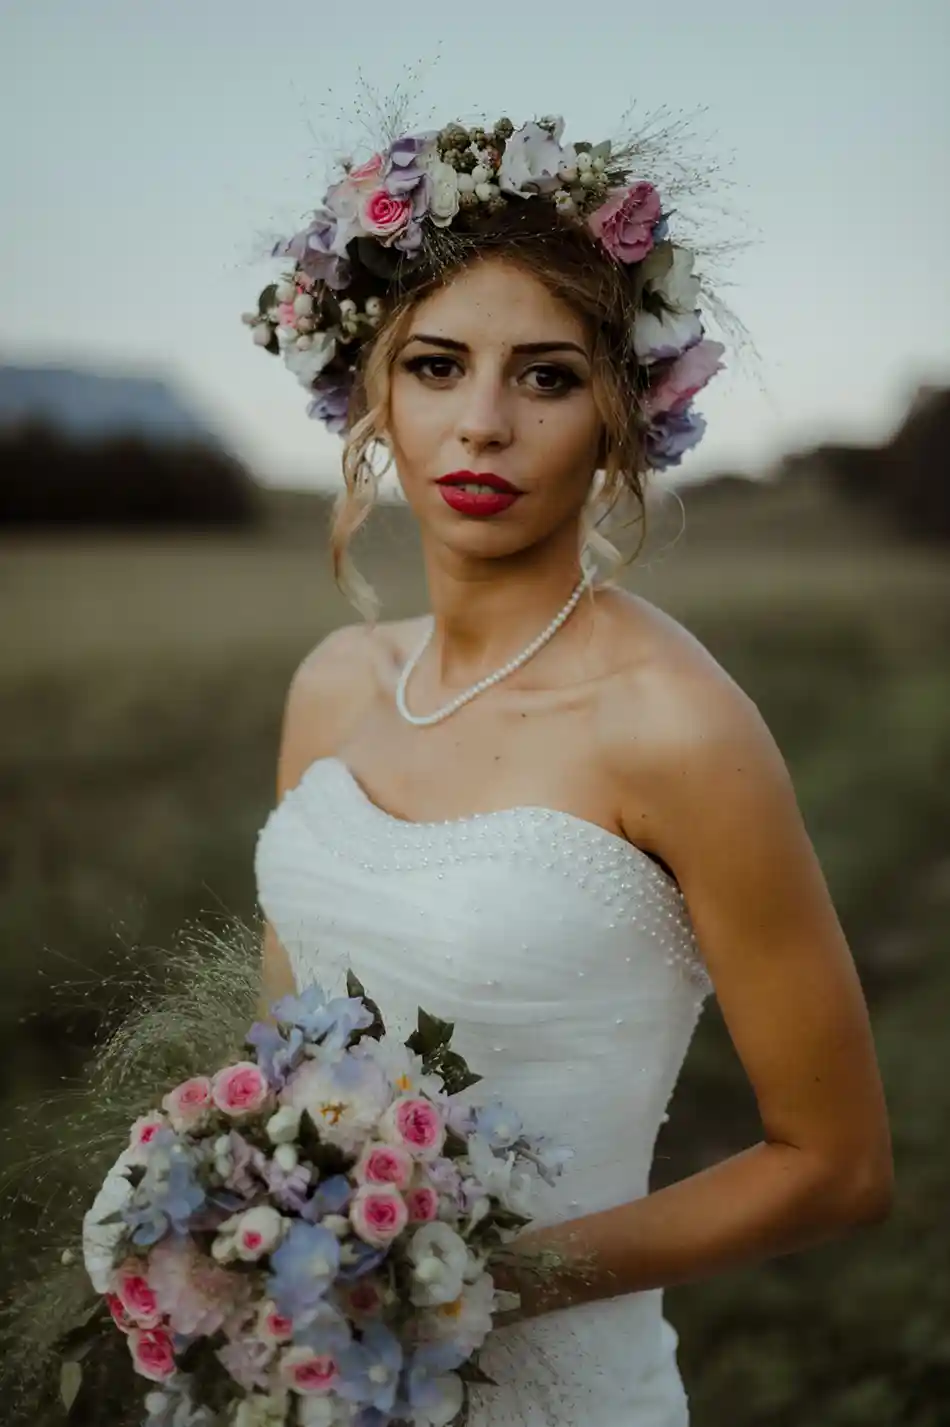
[455,373,513,452]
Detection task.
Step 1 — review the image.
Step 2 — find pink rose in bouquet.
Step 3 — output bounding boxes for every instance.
[129,1326,176,1382]
[113,1260,161,1328]
[381,1095,446,1160]
[161,1075,213,1132]
[211,1061,271,1117]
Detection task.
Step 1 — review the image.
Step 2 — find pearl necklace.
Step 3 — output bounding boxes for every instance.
[395,568,594,728]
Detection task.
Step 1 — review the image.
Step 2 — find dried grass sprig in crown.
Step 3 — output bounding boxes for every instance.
[242,112,726,472]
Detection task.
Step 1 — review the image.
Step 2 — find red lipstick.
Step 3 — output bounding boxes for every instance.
[436,471,522,518]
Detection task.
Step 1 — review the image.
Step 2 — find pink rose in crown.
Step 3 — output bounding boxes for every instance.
[355,1142,414,1190]
[211,1061,271,1118]
[643,339,726,418]
[279,1347,339,1394]
[114,1260,161,1329]
[161,1075,212,1133]
[348,153,384,185]
[129,1326,176,1382]
[276,301,298,329]
[350,1183,409,1248]
[588,182,662,263]
[360,189,412,245]
[406,1185,440,1223]
[381,1096,445,1160]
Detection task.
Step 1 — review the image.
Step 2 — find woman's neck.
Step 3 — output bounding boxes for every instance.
[421,541,589,689]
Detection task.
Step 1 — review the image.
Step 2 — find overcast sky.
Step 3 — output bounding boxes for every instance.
[1,0,948,489]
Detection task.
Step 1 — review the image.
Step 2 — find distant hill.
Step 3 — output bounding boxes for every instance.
[0,362,225,449]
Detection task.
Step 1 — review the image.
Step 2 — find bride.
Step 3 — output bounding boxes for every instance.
[251,113,893,1425]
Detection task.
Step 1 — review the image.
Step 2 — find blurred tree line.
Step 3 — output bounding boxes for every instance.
[782,385,950,542]
[0,423,263,527]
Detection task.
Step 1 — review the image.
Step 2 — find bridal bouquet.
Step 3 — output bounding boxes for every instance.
[76,972,568,1427]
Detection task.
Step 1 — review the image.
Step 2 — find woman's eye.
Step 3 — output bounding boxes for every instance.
[524,365,580,394]
[405,355,459,382]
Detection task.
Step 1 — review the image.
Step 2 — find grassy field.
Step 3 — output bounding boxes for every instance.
[2,476,949,1425]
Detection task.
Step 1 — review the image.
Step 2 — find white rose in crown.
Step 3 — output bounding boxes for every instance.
[633,245,704,362]
[499,117,576,197]
[282,331,337,388]
[426,159,461,227]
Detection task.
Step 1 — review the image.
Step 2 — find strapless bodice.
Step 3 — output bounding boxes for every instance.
[254,756,713,1425]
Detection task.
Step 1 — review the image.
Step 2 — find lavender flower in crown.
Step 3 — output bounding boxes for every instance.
[242,112,725,470]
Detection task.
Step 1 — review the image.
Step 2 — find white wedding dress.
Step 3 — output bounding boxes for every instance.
[255,755,715,1426]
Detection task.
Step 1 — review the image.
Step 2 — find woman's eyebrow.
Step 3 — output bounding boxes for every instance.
[401,334,589,358]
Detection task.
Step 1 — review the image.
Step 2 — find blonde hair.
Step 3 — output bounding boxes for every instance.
[331,213,651,617]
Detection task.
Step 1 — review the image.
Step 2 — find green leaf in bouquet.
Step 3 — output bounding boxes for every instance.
[346,970,386,1042]
[441,1127,470,1160]
[56,1296,109,1362]
[299,1111,352,1176]
[346,969,366,999]
[457,1358,498,1386]
[354,236,403,283]
[433,1049,482,1096]
[406,1008,455,1059]
[60,1360,83,1414]
[257,282,278,317]
[590,139,612,162]
[487,1206,533,1232]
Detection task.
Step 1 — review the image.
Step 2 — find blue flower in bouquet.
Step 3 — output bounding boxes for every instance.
[353,1411,392,1427]
[292,1300,352,1355]
[336,1238,387,1283]
[404,1342,467,1423]
[123,1129,205,1246]
[337,1322,403,1413]
[246,1019,305,1089]
[268,1221,340,1321]
[302,1173,352,1222]
[271,985,373,1057]
[473,1100,523,1150]
[524,1134,575,1186]
[259,1154,312,1215]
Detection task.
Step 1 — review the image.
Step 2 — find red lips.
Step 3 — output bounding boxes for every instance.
[436,471,521,493]
[435,471,523,519]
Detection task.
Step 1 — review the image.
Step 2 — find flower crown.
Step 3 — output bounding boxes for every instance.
[243,114,725,472]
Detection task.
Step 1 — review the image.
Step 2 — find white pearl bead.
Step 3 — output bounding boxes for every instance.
[395,570,592,726]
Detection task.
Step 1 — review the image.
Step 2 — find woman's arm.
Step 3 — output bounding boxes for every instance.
[508,663,894,1318]
[257,623,381,1021]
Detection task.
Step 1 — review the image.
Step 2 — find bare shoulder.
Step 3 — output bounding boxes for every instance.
[275,616,427,796]
[593,589,793,848]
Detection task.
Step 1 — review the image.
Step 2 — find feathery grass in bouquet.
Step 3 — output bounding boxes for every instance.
[8,920,571,1427]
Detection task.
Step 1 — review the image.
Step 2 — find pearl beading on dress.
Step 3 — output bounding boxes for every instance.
[395,569,593,727]
[258,759,714,999]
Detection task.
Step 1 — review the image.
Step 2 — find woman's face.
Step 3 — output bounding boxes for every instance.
[387,257,603,564]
